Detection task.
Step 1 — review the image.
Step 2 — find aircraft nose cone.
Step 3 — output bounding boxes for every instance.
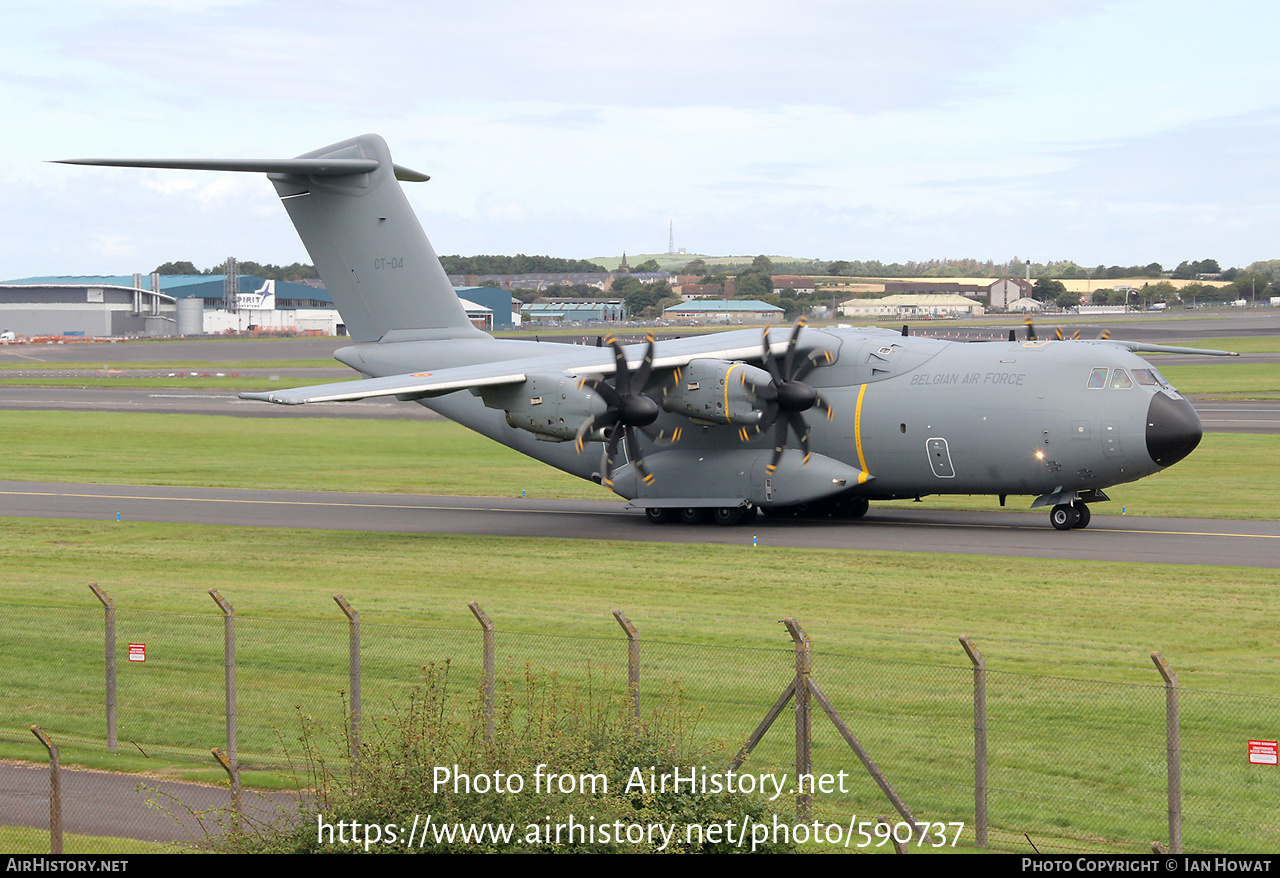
[1146,391,1202,467]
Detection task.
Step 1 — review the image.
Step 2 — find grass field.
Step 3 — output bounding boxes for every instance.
[1159,362,1280,398]
[0,410,1271,518]
[3,521,1278,853]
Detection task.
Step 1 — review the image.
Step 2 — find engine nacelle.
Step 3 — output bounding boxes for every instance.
[479,374,605,441]
[661,359,770,426]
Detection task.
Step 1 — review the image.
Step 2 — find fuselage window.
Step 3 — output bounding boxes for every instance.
[1109,369,1134,389]
[1132,368,1158,386]
[1087,367,1108,389]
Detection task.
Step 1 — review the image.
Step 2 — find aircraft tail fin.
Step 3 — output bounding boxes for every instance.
[57,134,484,344]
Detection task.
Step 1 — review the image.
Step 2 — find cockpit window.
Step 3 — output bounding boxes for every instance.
[1109,369,1134,389]
[1132,369,1159,386]
[1087,367,1109,389]
[1150,369,1172,389]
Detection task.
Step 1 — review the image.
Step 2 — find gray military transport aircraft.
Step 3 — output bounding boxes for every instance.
[59,134,1235,530]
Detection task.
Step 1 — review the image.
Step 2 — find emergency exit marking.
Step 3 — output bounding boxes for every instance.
[128,643,146,663]
[1248,740,1277,765]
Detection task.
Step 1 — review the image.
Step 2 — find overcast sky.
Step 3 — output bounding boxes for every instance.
[4,0,1280,277]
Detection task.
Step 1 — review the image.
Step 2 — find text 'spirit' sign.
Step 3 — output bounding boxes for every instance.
[1248,740,1277,765]
[128,643,146,663]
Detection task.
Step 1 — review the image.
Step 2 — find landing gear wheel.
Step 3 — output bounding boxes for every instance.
[713,506,747,526]
[831,495,870,519]
[644,507,675,524]
[679,507,710,525]
[1072,503,1091,529]
[1050,504,1081,531]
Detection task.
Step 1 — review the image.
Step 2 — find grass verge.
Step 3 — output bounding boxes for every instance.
[0,411,1271,517]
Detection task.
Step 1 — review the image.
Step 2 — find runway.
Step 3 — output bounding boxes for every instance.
[3,481,1277,568]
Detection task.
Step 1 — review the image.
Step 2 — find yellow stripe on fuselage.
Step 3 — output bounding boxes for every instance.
[854,383,869,484]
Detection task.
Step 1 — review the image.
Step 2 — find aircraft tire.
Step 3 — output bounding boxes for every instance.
[761,506,794,519]
[644,507,675,524]
[831,495,870,519]
[679,507,710,525]
[1050,504,1080,531]
[1072,504,1091,529]
[713,506,747,526]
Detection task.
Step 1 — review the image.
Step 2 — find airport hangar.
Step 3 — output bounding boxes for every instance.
[0,275,509,337]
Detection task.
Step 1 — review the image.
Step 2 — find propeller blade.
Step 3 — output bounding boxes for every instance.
[633,333,656,391]
[761,326,784,383]
[609,338,631,395]
[790,412,811,465]
[767,416,790,473]
[813,392,834,422]
[625,427,655,486]
[783,317,807,376]
[602,422,625,486]
[792,349,833,383]
[1025,316,1037,341]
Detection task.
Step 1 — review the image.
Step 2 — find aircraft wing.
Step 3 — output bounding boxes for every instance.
[239,333,807,406]
[239,367,530,405]
[1099,341,1239,356]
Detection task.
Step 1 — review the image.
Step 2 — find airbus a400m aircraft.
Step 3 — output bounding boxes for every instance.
[60,134,1233,530]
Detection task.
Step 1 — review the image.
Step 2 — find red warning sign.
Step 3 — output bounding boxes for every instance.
[1248,740,1277,765]
[128,643,146,663]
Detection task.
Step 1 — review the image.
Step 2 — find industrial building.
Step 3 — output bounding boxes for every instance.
[0,273,513,337]
[662,299,784,323]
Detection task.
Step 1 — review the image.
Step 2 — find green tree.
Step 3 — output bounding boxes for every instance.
[1055,289,1082,309]
[734,271,773,299]
[632,258,661,273]
[152,261,201,275]
[751,254,774,274]
[1032,277,1066,302]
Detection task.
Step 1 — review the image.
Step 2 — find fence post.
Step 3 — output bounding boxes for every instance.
[89,583,117,753]
[333,595,361,763]
[612,610,640,733]
[782,618,812,821]
[959,635,988,848]
[1151,651,1181,854]
[468,602,495,739]
[212,747,242,833]
[30,726,61,855]
[208,590,237,773]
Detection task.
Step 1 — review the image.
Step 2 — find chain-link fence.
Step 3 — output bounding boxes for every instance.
[3,588,1278,854]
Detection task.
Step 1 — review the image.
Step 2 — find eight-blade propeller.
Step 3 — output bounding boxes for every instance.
[741,319,834,472]
[574,335,665,488]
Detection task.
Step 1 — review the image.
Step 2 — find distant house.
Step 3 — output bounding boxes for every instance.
[987,278,1033,310]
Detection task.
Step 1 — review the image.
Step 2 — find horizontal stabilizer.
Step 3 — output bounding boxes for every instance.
[53,157,429,182]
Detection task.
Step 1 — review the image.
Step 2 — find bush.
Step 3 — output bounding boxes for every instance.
[215,662,794,853]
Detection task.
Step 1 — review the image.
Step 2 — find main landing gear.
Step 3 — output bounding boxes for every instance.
[1049,502,1091,530]
[643,506,758,526]
[643,495,872,526]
